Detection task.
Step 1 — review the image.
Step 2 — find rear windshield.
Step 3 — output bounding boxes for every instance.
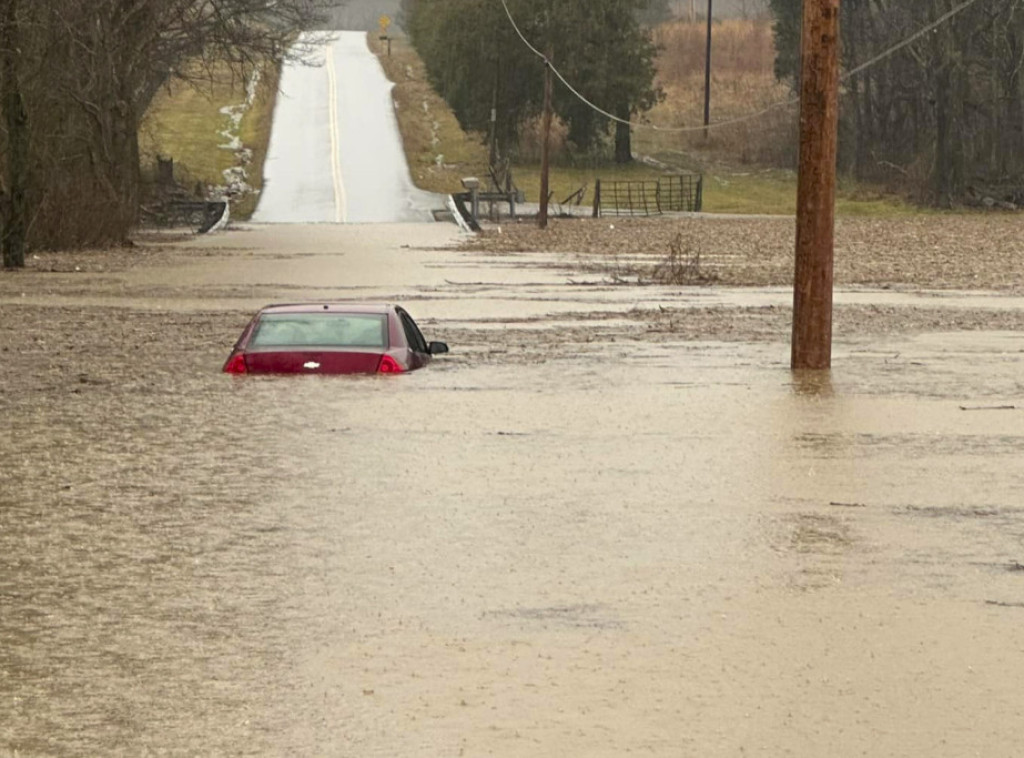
[250,313,388,348]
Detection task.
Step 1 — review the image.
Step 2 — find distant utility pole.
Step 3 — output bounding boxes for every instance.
[489,58,499,172]
[539,44,554,229]
[791,0,840,370]
[703,0,712,139]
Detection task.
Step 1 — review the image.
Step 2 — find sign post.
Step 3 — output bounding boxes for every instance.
[703,0,713,140]
[379,15,392,56]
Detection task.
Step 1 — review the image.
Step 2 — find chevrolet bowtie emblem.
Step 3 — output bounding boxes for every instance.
[303,362,321,370]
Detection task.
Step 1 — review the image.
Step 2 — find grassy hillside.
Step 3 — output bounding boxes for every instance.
[369,35,491,194]
[139,63,279,220]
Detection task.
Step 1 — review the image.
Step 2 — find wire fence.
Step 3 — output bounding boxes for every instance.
[594,174,702,217]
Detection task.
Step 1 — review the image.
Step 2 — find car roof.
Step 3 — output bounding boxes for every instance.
[257,302,396,316]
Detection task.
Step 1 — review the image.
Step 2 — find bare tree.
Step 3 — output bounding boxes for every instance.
[773,0,1024,206]
[0,0,335,266]
[1,0,29,267]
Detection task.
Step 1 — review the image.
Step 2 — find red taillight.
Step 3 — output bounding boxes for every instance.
[223,353,247,374]
[377,355,404,374]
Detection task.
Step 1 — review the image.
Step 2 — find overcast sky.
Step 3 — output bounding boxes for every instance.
[324,0,401,31]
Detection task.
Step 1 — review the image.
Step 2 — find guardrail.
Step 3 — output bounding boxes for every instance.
[161,201,228,233]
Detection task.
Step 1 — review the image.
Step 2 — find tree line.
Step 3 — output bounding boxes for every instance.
[401,0,665,174]
[771,0,1024,206]
[0,0,331,268]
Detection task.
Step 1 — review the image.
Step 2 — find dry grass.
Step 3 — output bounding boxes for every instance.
[369,34,490,193]
[654,18,776,78]
[637,18,797,169]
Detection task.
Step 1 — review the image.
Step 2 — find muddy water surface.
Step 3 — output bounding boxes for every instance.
[2,224,1023,757]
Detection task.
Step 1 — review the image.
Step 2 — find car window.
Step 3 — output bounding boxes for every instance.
[250,313,388,348]
[398,310,429,353]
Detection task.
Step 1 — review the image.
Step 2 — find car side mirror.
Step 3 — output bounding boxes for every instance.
[428,341,449,355]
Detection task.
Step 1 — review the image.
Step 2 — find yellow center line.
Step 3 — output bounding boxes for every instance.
[325,43,346,223]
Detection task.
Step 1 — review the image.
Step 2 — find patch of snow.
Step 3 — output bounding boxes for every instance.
[210,69,263,211]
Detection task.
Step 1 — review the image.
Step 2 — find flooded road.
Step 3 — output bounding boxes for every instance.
[2,224,1023,757]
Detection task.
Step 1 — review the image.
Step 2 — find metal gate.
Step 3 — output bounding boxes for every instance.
[593,174,702,217]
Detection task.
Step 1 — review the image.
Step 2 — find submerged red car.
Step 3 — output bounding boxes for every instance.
[222,303,449,375]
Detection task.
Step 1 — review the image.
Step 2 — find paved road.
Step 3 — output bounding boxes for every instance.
[252,32,441,223]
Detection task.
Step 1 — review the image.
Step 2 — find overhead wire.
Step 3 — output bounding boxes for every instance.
[498,0,989,134]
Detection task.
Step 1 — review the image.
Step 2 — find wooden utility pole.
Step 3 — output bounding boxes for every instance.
[538,46,554,229]
[703,0,713,139]
[791,0,840,370]
[489,58,500,173]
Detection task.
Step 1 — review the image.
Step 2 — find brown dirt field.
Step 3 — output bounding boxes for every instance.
[463,213,1024,292]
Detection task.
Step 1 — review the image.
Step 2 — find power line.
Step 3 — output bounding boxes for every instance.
[841,0,984,81]
[498,0,625,125]
[498,0,988,134]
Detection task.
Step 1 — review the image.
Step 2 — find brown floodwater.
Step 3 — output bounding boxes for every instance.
[2,224,1023,757]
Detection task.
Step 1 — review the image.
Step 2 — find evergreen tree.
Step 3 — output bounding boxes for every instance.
[406,0,663,165]
[766,0,801,83]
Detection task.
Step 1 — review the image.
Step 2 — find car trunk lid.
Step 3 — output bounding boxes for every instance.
[244,349,383,375]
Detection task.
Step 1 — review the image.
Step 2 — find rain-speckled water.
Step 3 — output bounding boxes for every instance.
[2,224,1023,757]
